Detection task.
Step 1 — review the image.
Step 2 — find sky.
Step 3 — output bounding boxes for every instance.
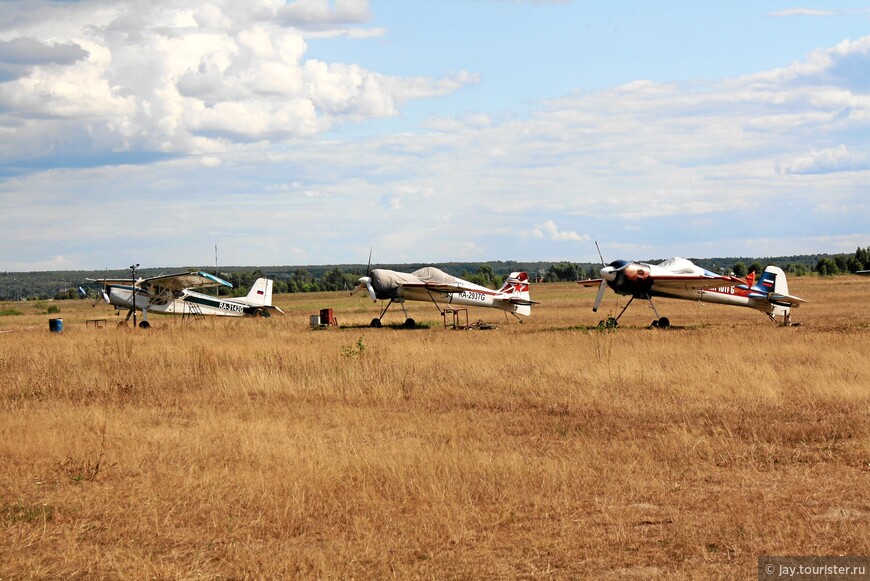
[1,0,869,272]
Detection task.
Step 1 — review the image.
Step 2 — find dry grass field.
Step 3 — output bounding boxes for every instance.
[1,276,869,579]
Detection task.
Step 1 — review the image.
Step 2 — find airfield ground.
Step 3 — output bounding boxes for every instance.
[1,276,868,578]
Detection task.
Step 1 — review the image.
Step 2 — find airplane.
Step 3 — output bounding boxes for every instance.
[91,271,284,328]
[857,270,870,276]
[579,247,806,327]
[351,265,537,327]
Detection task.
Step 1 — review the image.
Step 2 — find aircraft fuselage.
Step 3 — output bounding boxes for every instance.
[396,286,518,312]
[106,285,262,317]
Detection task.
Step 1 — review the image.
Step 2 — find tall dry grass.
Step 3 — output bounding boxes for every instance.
[1,275,868,579]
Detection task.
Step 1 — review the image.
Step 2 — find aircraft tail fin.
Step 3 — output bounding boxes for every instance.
[753,266,805,323]
[498,272,536,316]
[245,278,273,307]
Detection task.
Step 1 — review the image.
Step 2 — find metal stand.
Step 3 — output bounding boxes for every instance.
[442,308,469,329]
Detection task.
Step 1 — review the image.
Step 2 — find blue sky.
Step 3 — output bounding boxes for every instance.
[1,0,868,271]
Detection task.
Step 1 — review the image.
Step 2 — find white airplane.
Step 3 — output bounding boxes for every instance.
[92,271,284,328]
[580,248,806,327]
[351,265,537,327]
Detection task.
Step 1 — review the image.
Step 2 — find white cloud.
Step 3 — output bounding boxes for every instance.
[0,0,474,162]
[525,221,586,242]
[770,9,838,17]
[778,145,870,174]
[277,0,371,28]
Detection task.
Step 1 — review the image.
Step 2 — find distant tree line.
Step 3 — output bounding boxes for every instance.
[812,246,870,276]
[1,248,868,300]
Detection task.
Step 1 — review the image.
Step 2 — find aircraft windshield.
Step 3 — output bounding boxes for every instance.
[608,260,629,269]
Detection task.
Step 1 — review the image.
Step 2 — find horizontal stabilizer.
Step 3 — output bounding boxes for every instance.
[768,292,806,307]
[505,297,539,306]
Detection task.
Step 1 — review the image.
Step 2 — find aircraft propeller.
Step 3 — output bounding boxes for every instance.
[91,285,110,308]
[593,241,608,312]
[350,248,378,302]
[592,242,631,312]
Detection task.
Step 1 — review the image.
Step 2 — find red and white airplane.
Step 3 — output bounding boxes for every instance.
[352,266,537,327]
[580,249,806,327]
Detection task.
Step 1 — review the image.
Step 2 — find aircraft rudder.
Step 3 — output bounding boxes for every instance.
[501,272,534,316]
[756,266,798,323]
[245,278,273,306]
[758,266,789,297]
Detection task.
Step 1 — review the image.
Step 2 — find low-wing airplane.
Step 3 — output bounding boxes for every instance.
[580,249,806,327]
[91,271,284,327]
[351,265,537,327]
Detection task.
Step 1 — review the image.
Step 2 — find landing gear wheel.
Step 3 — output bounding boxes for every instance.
[370,318,382,328]
[138,320,151,329]
[403,318,416,329]
[658,317,670,328]
[651,320,659,328]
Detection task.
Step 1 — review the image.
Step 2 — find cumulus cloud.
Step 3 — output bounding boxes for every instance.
[525,221,586,241]
[0,37,88,81]
[0,0,474,163]
[778,145,870,174]
[277,0,371,29]
[0,37,88,65]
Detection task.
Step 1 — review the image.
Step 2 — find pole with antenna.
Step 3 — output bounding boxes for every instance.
[215,244,219,296]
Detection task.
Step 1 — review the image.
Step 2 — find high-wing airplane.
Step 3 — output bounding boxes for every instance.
[351,265,537,327]
[580,250,806,327]
[91,271,284,328]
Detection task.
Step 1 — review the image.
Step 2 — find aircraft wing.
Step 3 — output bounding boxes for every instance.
[87,271,232,292]
[139,271,233,293]
[650,275,742,292]
[578,278,604,287]
[87,278,134,286]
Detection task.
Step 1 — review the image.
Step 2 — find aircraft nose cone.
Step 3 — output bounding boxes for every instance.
[600,266,616,282]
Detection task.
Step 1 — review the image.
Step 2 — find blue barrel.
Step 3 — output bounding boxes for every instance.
[49,318,63,333]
